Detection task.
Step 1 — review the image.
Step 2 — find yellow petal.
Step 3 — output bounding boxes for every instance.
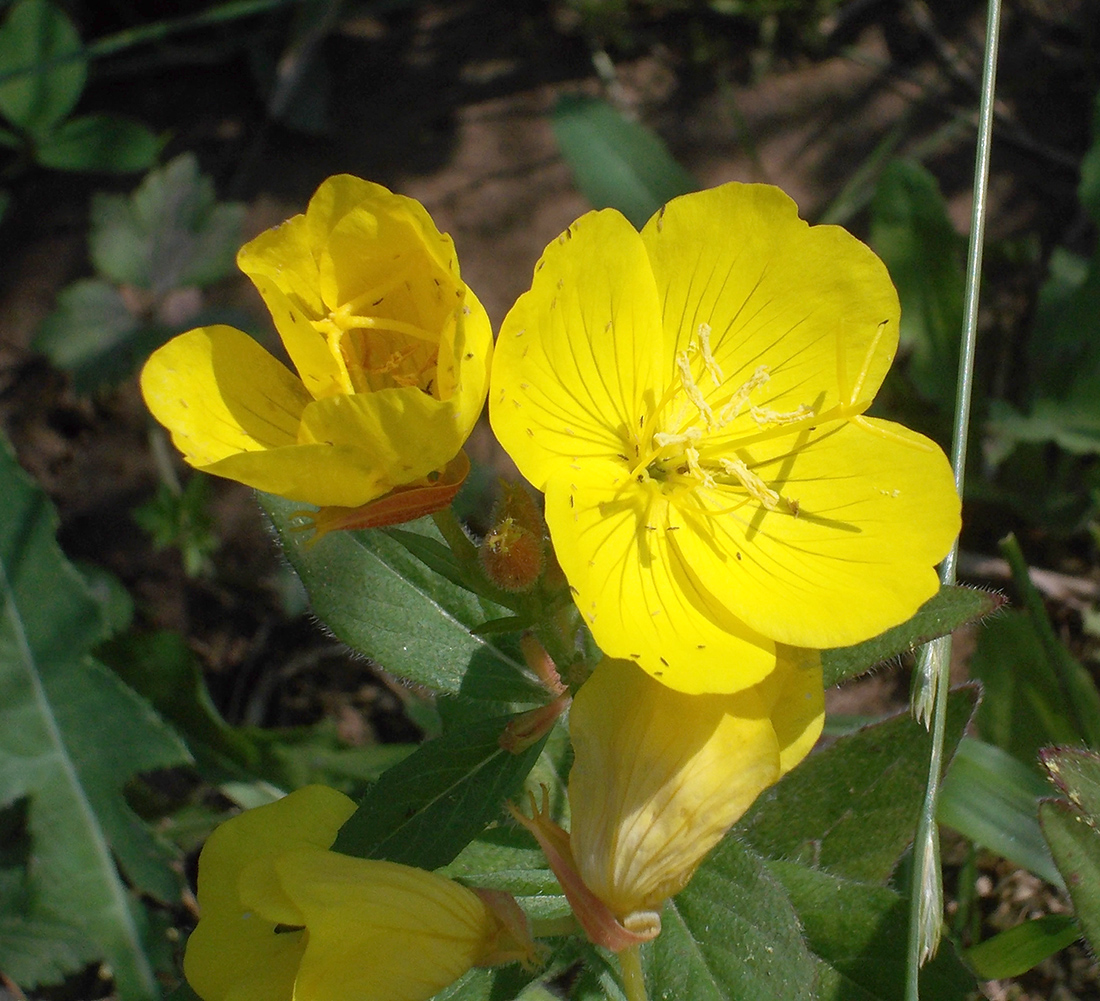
[185,787,355,1001]
[640,183,899,423]
[436,285,493,440]
[753,647,825,775]
[274,850,495,1001]
[297,385,467,488]
[544,458,776,694]
[491,210,665,492]
[672,416,960,648]
[140,325,311,465]
[237,213,325,319]
[569,657,782,917]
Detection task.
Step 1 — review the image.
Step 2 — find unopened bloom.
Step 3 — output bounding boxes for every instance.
[142,175,491,530]
[512,649,823,948]
[490,183,960,694]
[185,785,534,1001]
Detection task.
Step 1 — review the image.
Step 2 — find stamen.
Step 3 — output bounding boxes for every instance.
[685,446,715,487]
[717,365,770,425]
[653,427,702,449]
[676,352,714,427]
[750,403,814,427]
[696,323,724,386]
[719,457,780,510]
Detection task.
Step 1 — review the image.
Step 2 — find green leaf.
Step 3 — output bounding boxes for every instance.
[1043,746,1100,818]
[1040,799,1100,956]
[869,159,965,408]
[986,397,1100,457]
[35,114,159,173]
[1001,534,1100,748]
[1079,90,1100,226]
[938,737,1063,887]
[737,687,978,883]
[645,838,817,1001]
[822,585,1001,687]
[970,610,1082,766]
[0,0,84,135]
[0,438,190,998]
[31,278,150,392]
[964,914,1079,979]
[768,861,974,1000]
[261,493,544,703]
[89,152,245,292]
[332,712,549,868]
[552,94,698,229]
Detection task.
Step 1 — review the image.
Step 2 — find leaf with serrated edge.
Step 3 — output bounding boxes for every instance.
[263,493,543,702]
[0,439,190,998]
[822,587,999,687]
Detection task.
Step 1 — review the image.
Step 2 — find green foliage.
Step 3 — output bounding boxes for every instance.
[133,474,219,579]
[822,584,1002,688]
[938,737,1062,887]
[34,154,246,392]
[1040,748,1100,957]
[0,0,158,173]
[964,914,1080,979]
[0,437,190,998]
[552,94,698,229]
[870,159,966,410]
[262,494,546,704]
[640,690,979,1000]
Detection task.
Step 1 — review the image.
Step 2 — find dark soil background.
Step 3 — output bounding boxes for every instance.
[2,1,1099,998]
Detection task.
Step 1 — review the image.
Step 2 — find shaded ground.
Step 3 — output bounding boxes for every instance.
[1,1,1099,998]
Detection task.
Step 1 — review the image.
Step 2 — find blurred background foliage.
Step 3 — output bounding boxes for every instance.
[2,0,1100,998]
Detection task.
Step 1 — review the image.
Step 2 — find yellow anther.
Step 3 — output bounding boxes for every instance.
[719,457,780,510]
[676,352,714,427]
[750,403,814,427]
[685,446,715,487]
[717,365,770,425]
[697,323,724,386]
[653,427,702,449]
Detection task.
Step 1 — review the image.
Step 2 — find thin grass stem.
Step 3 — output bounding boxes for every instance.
[905,0,1002,997]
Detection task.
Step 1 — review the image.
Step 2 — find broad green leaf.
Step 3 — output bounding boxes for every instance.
[964,914,1079,979]
[937,737,1063,888]
[0,0,84,135]
[645,838,817,1001]
[332,713,550,868]
[35,114,159,173]
[869,159,965,408]
[737,687,978,883]
[1040,799,1100,956]
[987,397,1100,457]
[32,278,149,392]
[0,438,190,998]
[768,861,974,1000]
[89,153,245,292]
[823,585,1001,687]
[440,826,559,899]
[262,493,544,703]
[1043,746,1100,818]
[552,94,698,229]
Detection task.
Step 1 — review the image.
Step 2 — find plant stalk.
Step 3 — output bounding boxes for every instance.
[905,0,1002,996]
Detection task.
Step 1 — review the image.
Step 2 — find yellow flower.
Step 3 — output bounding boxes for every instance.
[142,175,491,524]
[511,650,823,950]
[185,785,534,1001]
[490,183,960,694]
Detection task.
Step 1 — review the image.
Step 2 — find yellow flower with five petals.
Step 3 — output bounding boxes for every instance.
[490,183,960,694]
[142,175,491,530]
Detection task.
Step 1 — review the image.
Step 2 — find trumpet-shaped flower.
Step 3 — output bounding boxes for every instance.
[142,175,491,525]
[491,183,960,694]
[185,785,535,1001]
[511,650,823,948]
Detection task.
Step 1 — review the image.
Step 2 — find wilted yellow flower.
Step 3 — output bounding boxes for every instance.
[511,650,823,950]
[142,175,491,529]
[185,785,535,1001]
[490,183,960,694]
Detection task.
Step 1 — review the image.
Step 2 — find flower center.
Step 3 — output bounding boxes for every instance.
[630,323,815,514]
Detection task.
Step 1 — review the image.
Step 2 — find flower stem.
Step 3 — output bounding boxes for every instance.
[905,0,1002,997]
[431,506,479,567]
[619,945,649,1001]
